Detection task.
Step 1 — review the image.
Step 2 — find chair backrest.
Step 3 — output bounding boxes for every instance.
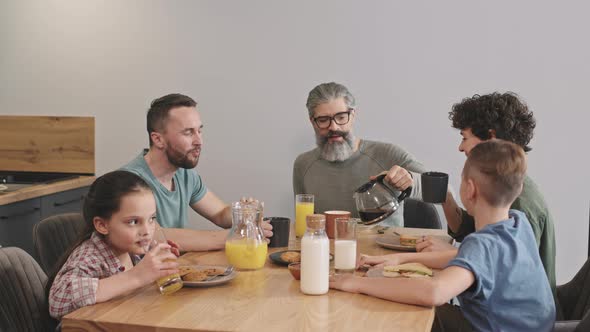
[403,198,442,229]
[553,299,590,332]
[557,256,590,321]
[554,253,590,331]
[575,309,590,332]
[0,247,57,332]
[33,213,86,274]
[0,303,17,332]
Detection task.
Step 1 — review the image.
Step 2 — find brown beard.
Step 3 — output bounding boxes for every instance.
[165,145,201,169]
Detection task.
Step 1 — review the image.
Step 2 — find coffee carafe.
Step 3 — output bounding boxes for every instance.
[353,174,412,225]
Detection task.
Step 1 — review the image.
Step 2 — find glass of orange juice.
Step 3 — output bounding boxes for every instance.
[145,225,183,295]
[295,194,314,238]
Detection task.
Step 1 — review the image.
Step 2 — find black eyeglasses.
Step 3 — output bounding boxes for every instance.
[312,109,353,129]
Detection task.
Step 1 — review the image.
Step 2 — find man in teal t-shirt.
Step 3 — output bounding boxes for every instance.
[122,149,207,229]
[121,93,272,252]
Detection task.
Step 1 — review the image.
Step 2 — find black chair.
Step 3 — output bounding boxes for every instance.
[553,202,590,332]
[554,308,590,332]
[553,257,590,331]
[0,304,16,332]
[0,247,57,332]
[573,310,590,331]
[33,213,86,274]
[403,198,442,229]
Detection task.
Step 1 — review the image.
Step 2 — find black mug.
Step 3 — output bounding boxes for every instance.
[265,217,290,248]
[421,172,449,203]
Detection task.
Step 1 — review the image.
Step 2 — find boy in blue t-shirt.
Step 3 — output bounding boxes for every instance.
[330,140,555,332]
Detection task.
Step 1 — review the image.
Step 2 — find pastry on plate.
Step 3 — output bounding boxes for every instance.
[182,271,208,282]
[399,234,420,247]
[280,251,301,263]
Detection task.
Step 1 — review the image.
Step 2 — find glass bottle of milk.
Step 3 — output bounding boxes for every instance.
[300,214,330,295]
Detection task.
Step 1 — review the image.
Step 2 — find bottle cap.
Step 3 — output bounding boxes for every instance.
[306,214,326,230]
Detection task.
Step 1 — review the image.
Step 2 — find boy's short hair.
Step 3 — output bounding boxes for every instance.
[463,140,527,207]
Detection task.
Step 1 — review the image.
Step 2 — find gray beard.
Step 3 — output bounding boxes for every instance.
[316,132,356,162]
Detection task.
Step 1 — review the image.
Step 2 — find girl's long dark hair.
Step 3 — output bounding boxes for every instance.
[45,170,152,299]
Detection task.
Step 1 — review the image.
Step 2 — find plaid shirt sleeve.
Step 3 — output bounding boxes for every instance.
[48,234,122,320]
[49,262,99,319]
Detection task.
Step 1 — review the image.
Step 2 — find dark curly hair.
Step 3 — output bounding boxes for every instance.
[449,92,536,152]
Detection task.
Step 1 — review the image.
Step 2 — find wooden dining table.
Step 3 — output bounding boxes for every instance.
[62,226,449,332]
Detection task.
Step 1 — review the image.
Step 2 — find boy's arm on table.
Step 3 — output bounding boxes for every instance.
[362,249,458,270]
[330,266,474,307]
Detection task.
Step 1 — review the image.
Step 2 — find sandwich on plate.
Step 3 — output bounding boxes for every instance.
[399,234,420,247]
[382,262,433,278]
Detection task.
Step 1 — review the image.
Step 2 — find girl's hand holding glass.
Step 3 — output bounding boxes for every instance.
[138,227,183,294]
[134,242,180,283]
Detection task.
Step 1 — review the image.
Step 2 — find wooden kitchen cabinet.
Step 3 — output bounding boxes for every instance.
[0,115,95,257]
[0,186,89,257]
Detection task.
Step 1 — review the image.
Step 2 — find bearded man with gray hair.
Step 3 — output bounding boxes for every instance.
[293,82,427,226]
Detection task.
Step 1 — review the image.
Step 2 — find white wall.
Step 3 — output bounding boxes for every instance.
[1,0,588,283]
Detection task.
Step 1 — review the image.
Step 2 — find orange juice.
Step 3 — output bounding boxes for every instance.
[157,273,183,295]
[295,202,314,237]
[156,258,183,295]
[225,239,268,270]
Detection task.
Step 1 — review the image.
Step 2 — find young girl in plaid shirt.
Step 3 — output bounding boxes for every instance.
[47,171,181,319]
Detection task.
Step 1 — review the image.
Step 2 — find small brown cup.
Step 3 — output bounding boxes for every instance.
[323,210,351,239]
[288,262,301,280]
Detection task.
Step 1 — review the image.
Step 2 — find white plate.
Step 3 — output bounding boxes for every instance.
[375,234,418,251]
[0,184,7,192]
[180,265,237,287]
[375,233,452,251]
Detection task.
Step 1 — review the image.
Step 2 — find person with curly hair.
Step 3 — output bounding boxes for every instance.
[418,92,556,298]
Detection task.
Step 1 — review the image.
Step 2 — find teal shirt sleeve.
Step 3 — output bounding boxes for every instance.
[188,170,207,205]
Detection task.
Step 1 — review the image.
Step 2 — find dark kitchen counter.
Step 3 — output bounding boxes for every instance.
[0,176,95,205]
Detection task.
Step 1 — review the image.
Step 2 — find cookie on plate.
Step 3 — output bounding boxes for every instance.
[280,251,301,263]
[203,267,225,276]
[182,271,208,282]
[179,266,198,277]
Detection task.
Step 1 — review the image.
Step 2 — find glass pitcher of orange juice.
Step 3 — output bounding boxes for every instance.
[225,201,268,270]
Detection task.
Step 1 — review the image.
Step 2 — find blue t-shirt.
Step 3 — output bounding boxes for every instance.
[448,210,555,332]
[121,150,208,228]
